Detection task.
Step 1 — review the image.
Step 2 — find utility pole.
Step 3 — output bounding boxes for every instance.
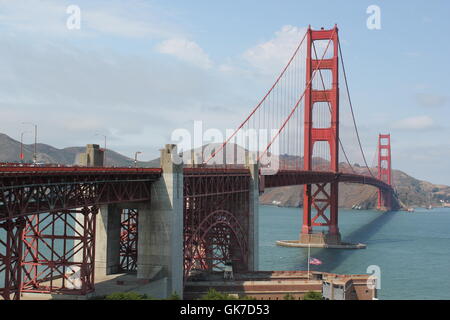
[134,151,142,167]
[19,131,30,163]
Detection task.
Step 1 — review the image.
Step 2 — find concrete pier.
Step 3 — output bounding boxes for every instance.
[77,144,104,167]
[137,144,183,297]
[94,204,121,276]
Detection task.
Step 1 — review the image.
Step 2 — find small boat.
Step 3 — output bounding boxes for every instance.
[407,207,415,213]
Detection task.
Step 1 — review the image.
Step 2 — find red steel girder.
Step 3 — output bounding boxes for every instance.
[21,207,97,295]
[119,208,138,272]
[0,172,159,221]
[0,217,25,300]
[183,170,250,280]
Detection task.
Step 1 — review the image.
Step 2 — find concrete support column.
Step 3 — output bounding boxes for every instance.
[137,144,183,298]
[94,204,121,277]
[247,163,259,271]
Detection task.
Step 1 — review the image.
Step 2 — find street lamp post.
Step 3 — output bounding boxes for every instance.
[134,151,142,167]
[22,122,37,164]
[19,131,30,163]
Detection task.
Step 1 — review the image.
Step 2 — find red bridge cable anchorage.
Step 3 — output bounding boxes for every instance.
[338,39,374,178]
[204,30,308,164]
[311,40,355,174]
[257,29,336,163]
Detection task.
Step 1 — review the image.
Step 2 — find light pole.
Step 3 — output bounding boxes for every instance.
[19,131,30,163]
[134,151,142,167]
[22,122,37,164]
[95,133,107,167]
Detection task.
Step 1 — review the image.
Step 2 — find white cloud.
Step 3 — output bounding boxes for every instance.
[0,0,182,39]
[156,38,213,69]
[242,25,307,75]
[392,115,434,130]
[416,93,447,108]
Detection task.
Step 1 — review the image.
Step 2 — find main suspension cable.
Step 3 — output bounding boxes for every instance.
[204,30,308,164]
[338,39,374,177]
[258,29,336,162]
[311,41,355,174]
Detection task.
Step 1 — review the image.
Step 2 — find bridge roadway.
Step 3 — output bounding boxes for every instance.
[0,165,392,221]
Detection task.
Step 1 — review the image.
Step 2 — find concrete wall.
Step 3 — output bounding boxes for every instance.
[137,144,184,298]
[94,204,121,277]
[77,144,104,167]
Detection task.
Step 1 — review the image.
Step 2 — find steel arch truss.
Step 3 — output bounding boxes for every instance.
[21,207,97,295]
[183,169,250,279]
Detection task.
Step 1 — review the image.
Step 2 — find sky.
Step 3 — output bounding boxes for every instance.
[0,0,449,184]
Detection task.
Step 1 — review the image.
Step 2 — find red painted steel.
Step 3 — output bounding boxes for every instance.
[377,134,393,209]
[21,207,97,295]
[0,170,159,221]
[183,170,250,280]
[264,170,393,191]
[0,165,161,176]
[0,217,25,300]
[119,208,138,272]
[0,168,158,299]
[302,26,340,236]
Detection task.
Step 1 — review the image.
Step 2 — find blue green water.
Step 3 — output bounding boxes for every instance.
[2,206,449,299]
[259,205,450,300]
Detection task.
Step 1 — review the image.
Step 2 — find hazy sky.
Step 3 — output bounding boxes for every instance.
[0,0,449,184]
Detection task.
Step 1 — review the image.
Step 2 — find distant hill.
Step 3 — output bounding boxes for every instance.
[0,133,158,167]
[1,132,448,209]
[260,164,450,209]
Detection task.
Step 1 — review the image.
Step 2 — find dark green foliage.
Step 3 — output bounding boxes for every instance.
[283,293,296,300]
[199,288,255,300]
[104,292,152,300]
[303,291,323,300]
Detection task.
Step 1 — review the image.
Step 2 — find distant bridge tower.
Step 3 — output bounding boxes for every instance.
[377,134,392,210]
[301,25,341,245]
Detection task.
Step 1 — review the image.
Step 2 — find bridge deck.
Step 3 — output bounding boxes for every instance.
[0,166,392,220]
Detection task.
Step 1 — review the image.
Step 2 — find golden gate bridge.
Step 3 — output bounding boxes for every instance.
[0,25,398,300]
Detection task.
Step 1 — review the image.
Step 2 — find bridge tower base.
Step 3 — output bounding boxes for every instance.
[136,144,183,298]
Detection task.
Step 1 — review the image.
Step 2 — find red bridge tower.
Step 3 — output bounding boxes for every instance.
[377,134,392,210]
[301,25,341,245]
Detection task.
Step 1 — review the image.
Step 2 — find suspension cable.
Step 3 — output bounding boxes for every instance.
[258,29,336,162]
[204,30,308,164]
[311,41,355,174]
[338,39,375,177]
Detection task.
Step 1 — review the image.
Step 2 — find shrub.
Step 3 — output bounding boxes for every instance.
[303,291,323,300]
[284,293,296,300]
[167,292,180,300]
[199,288,255,300]
[105,292,151,300]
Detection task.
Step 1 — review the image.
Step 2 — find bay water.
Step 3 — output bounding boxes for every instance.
[259,205,450,300]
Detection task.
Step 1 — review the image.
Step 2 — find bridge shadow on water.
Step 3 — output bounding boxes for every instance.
[306,211,400,272]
